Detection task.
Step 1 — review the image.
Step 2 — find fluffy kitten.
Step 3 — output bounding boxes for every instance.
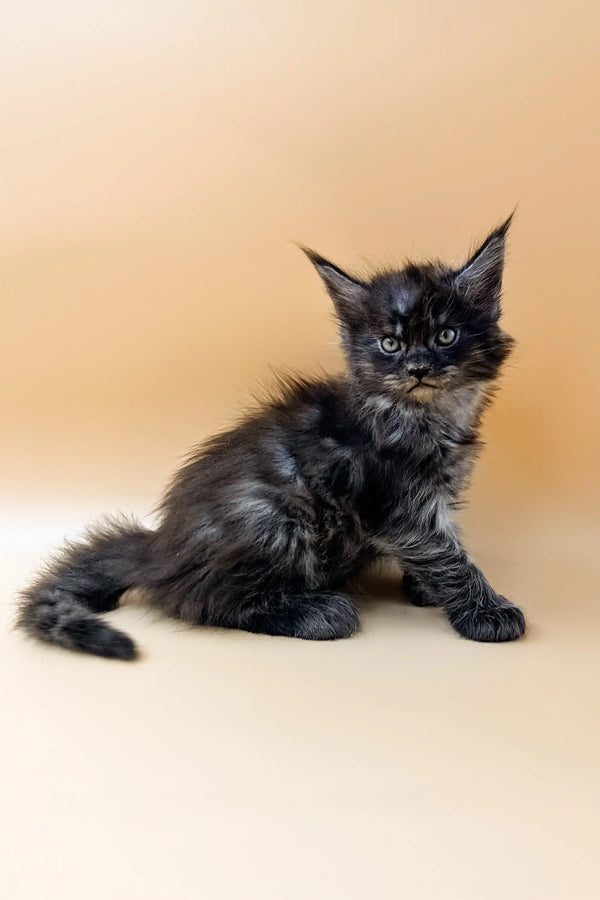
[17,218,525,659]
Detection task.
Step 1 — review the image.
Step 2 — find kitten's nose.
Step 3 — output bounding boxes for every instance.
[407,366,430,381]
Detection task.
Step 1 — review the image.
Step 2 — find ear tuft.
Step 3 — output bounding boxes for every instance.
[300,246,368,320]
[454,214,513,316]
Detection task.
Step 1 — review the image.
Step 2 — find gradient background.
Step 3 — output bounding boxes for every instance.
[2,2,599,899]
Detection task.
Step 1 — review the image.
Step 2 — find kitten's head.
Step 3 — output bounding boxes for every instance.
[304,219,515,404]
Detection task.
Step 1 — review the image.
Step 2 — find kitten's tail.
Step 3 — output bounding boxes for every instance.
[16,518,155,660]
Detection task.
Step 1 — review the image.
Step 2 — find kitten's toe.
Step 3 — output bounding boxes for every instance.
[402,571,440,607]
[241,591,360,641]
[293,592,360,640]
[448,598,526,643]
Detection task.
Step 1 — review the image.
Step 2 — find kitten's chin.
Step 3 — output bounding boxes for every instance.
[403,383,440,403]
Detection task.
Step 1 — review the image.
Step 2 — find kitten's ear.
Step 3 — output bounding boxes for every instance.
[301,247,369,320]
[454,215,513,316]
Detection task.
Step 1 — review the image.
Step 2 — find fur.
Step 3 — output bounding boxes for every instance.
[17,217,525,659]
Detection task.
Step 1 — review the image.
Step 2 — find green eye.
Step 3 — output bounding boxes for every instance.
[435,327,458,346]
[381,336,400,353]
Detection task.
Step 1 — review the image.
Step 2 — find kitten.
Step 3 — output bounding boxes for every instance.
[17,218,525,659]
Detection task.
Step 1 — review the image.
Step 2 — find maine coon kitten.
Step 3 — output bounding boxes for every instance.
[17,218,526,660]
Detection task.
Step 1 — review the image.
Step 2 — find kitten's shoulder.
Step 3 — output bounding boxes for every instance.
[266,370,347,416]
[184,372,351,473]
[263,371,364,452]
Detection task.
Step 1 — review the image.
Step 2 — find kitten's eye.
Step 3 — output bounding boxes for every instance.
[435,327,458,346]
[380,336,400,353]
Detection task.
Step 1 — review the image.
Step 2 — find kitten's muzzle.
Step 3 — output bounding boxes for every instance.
[406,366,439,393]
[407,380,439,394]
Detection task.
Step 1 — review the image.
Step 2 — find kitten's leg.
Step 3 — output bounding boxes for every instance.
[402,569,440,607]
[154,499,360,640]
[213,590,360,641]
[395,532,525,642]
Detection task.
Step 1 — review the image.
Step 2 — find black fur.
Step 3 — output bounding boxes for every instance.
[17,218,526,658]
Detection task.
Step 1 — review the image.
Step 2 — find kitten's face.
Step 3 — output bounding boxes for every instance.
[305,220,515,405]
[337,263,514,403]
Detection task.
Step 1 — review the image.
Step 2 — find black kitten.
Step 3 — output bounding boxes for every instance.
[17,218,525,659]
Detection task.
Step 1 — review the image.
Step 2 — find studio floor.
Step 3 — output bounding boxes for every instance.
[1,505,598,899]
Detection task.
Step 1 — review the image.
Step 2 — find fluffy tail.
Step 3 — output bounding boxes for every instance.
[17,518,155,660]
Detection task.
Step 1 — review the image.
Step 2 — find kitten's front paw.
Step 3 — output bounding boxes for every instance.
[448,598,526,643]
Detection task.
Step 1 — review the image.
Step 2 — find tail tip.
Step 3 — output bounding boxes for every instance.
[54,616,139,661]
[17,589,139,661]
[104,631,138,660]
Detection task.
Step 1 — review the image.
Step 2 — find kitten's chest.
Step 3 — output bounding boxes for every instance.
[409,405,481,498]
[431,436,476,496]
[357,428,475,529]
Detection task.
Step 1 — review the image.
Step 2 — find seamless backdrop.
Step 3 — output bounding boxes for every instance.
[2,0,599,529]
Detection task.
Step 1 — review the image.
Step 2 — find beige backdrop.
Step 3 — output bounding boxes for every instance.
[2,0,599,524]
[2,3,600,899]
